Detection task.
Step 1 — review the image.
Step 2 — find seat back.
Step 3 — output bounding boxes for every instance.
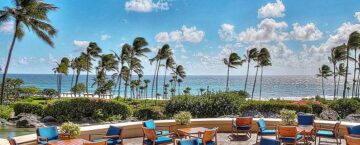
[7,137,18,145]
[297,114,314,126]
[259,137,279,145]
[348,125,360,135]
[83,141,107,145]
[236,117,253,126]
[36,126,58,140]
[202,127,218,143]
[143,119,156,129]
[106,125,122,137]
[345,135,360,145]
[257,119,267,131]
[178,138,198,145]
[333,122,341,134]
[142,127,157,141]
[277,126,297,138]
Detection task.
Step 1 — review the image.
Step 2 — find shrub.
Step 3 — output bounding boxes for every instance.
[240,100,312,114]
[134,107,165,120]
[41,89,58,98]
[13,102,44,116]
[59,122,81,138]
[19,86,40,96]
[71,83,85,95]
[0,105,13,119]
[329,98,360,118]
[280,109,297,125]
[174,111,192,125]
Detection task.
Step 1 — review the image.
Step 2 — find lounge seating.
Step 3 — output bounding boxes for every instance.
[277,126,303,145]
[314,122,341,145]
[143,119,172,136]
[192,127,218,145]
[84,141,108,145]
[142,127,174,145]
[231,117,252,138]
[90,125,124,145]
[7,137,18,145]
[36,126,61,145]
[297,113,314,126]
[347,125,360,137]
[256,118,276,143]
[259,137,279,145]
[345,135,360,145]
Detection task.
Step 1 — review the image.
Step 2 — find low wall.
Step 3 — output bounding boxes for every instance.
[1,118,359,145]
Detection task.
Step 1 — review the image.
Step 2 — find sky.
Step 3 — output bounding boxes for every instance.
[0,0,360,75]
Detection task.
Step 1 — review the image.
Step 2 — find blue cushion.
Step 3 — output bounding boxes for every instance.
[258,119,266,131]
[178,138,198,145]
[144,120,156,129]
[37,127,59,141]
[297,114,314,126]
[348,125,360,135]
[260,137,279,145]
[197,139,215,145]
[259,129,276,135]
[107,126,122,137]
[38,139,61,145]
[279,135,303,143]
[316,130,334,137]
[93,138,122,145]
[144,136,172,145]
[156,130,170,135]
[233,125,251,130]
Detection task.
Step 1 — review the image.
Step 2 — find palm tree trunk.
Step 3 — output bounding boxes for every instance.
[117,75,122,98]
[251,66,259,100]
[151,60,158,99]
[226,65,230,92]
[352,49,357,97]
[322,76,325,98]
[356,71,360,97]
[124,83,128,98]
[145,86,148,99]
[163,67,168,97]
[155,60,161,101]
[59,74,62,99]
[70,70,75,97]
[0,21,18,104]
[74,71,80,97]
[337,75,341,97]
[343,46,350,99]
[178,83,181,96]
[259,66,264,100]
[244,60,250,91]
[333,63,337,100]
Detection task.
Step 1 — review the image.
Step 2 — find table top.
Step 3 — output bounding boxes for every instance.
[177,127,209,134]
[297,126,314,133]
[48,139,91,145]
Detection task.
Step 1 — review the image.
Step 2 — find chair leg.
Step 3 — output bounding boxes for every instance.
[336,138,339,145]
[318,137,321,145]
[256,134,259,143]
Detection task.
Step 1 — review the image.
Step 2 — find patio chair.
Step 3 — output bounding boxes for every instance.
[345,135,360,145]
[142,127,174,145]
[7,137,18,145]
[259,137,280,145]
[347,125,360,137]
[256,119,276,143]
[314,122,341,145]
[143,119,172,136]
[297,113,314,126]
[232,117,252,138]
[36,126,61,145]
[277,126,304,145]
[90,125,124,145]
[84,141,108,145]
[177,138,198,145]
[193,127,218,145]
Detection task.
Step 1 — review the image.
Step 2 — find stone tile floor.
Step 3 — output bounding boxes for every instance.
[123,133,346,145]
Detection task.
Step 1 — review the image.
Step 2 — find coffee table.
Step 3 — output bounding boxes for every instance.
[177,127,210,138]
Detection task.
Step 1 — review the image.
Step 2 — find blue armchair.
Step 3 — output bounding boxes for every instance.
[256,119,276,143]
[297,114,314,126]
[347,125,360,137]
[90,125,124,145]
[36,126,61,145]
[143,119,171,136]
[315,122,341,145]
[259,137,279,145]
[142,127,173,145]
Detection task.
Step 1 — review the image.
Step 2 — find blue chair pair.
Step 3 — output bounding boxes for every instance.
[36,126,61,145]
[256,119,276,143]
[90,125,124,145]
[143,119,172,136]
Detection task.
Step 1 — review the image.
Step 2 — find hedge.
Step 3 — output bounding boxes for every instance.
[134,107,165,120]
[13,102,44,116]
[0,105,13,119]
[329,98,360,118]
[240,100,312,114]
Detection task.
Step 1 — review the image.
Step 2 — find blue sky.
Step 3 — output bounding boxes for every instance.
[0,0,360,75]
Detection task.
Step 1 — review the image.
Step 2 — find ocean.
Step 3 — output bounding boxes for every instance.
[4,74,347,99]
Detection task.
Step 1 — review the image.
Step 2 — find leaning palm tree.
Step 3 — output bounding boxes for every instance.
[250,49,260,99]
[223,52,244,92]
[258,48,271,99]
[328,44,347,99]
[113,44,130,98]
[143,79,150,99]
[336,63,346,96]
[174,65,186,96]
[57,57,69,98]
[177,78,183,95]
[244,48,258,91]
[120,66,130,98]
[128,37,150,88]
[85,42,102,94]
[163,57,175,98]
[0,0,58,104]
[317,65,332,98]
[344,31,360,98]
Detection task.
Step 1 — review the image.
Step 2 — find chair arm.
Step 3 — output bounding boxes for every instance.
[37,136,48,142]
[89,133,106,140]
[156,125,171,131]
[265,125,277,129]
[104,135,120,139]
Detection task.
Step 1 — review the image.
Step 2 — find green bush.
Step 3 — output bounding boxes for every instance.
[330,98,360,118]
[0,105,13,119]
[280,109,297,125]
[134,107,165,120]
[44,98,131,121]
[240,100,312,114]
[174,111,192,125]
[59,122,81,138]
[13,102,44,116]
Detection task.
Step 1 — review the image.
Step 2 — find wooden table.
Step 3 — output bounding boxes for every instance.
[177,127,209,138]
[48,139,91,145]
[297,126,314,144]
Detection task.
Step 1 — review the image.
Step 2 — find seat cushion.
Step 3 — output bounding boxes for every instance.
[279,135,303,143]
[144,136,172,145]
[178,138,198,145]
[92,138,122,145]
[259,129,276,135]
[144,120,156,129]
[38,139,61,145]
[233,125,251,130]
[37,127,58,140]
[107,126,122,136]
[316,130,334,137]
[197,139,215,145]
[260,137,280,145]
[257,119,267,131]
[348,125,360,135]
[156,130,170,135]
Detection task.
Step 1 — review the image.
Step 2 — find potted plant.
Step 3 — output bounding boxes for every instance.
[279,109,297,125]
[59,122,81,139]
[172,111,192,135]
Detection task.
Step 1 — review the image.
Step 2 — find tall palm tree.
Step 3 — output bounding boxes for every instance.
[175,65,186,96]
[336,63,346,96]
[113,44,130,98]
[94,54,118,97]
[120,66,130,98]
[328,44,347,99]
[317,65,332,98]
[244,48,258,91]
[258,48,271,99]
[128,37,150,90]
[163,57,175,98]
[344,31,360,98]
[143,79,150,99]
[0,0,58,104]
[223,52,244,91]
[177,78,183,95]
[73,53,87,97]
[250,49,259,99]
[57,57,69,98]
[85,42,102,94]
[70,58,76,95]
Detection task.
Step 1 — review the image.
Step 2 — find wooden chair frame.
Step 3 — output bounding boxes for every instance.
[231,117,253,138]
[314,122,341,145]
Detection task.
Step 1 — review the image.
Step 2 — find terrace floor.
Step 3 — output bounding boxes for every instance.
[123,133,346,145]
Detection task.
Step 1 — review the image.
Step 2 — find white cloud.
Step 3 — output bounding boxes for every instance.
[355,12,360,22]
[0,21,14,34]
[17,57,31,65]
[155,25,205,43]
[218,23,235,41]
[73,40,90,52]
[237,18,288,43]
[125,0,170,13]
[101,34,111,41]
[258,0,285,18]
[181,55,188,59]
[291,23,323,41]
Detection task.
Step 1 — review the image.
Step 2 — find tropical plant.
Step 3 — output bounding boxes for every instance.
[93,54,118,97]
[174,111,192,125]
[279,109,297,125]
[73,53,87,97]
[328,44,347,99]
[59,122,81,138]
[183,87,191,96]
[336,63,346,96]
[317,65,332,98]
[163,57,176,98]
[143,79,150,99]
[223,52,244,91]
[113,44,130,98]
[258,48,271,99]
[53,57,69,98]
[71,83,85,97]
[344,31,360,98]
[250,49,259,99]
[0,0,58,104]
[85,42,102,93]
[244,48,258,91]
[175,65,186,95]
[199,88,205,96]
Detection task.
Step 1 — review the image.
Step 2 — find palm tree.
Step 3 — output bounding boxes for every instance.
[344,31,360,98]
[250,49,259,99]
[244,48,258,91]
[183,87,191,95]
[317,65,333,98]
[120,66,130,98]
[199,88,205,96]
[258,48,271,99]
[163,57,175,98]
[94,54,118,97]
[57,57,69,98]
[177,78,183,95]
[70,58,76,96]
[0,0,58,104]
[336,63,346,96]
[175,65,186,96]
[328,44,347,99]
[73,53,87,93]
[143,79,150,99]
[113,44,130,98]
[223,52,244,91]
[85,42,102,94]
